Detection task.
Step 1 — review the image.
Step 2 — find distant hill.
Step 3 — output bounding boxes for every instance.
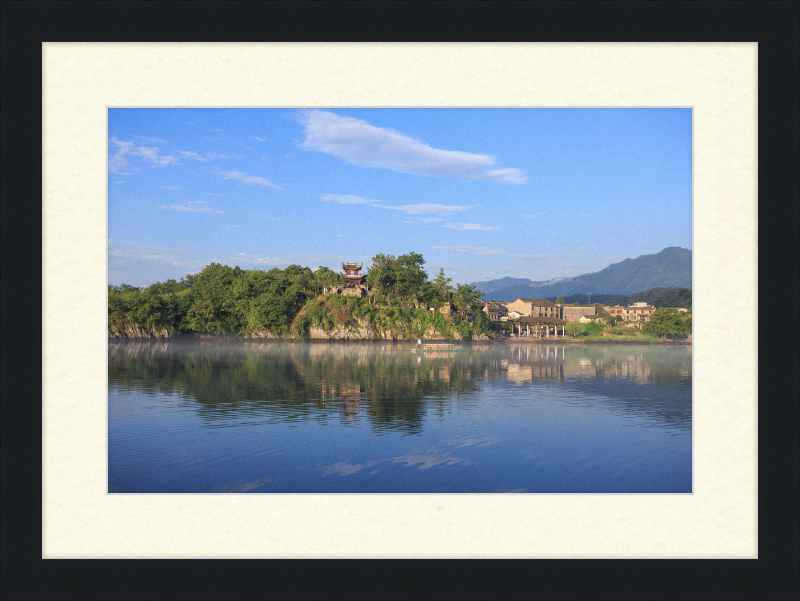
[547,288,692,309]
[473,247,691,300]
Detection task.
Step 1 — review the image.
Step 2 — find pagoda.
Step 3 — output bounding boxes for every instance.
[339,261,366,297]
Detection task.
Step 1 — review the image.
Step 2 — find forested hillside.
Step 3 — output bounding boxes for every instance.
[108,253,490,340]
[545,287,692,309]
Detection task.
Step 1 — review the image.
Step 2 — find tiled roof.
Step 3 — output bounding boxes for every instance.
[510,316,566,324]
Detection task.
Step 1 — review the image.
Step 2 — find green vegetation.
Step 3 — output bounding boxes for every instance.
[642,308,690,340]
[109,253,492,340]
[548,287,691,309]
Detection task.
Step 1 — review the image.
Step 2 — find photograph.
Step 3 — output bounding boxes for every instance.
[108,107,693,494]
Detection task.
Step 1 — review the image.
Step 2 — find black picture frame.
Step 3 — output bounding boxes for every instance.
[2,2,797,599]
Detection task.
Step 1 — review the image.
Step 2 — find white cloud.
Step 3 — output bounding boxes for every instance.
[217,170,282,189]
[135,136,169,144]
[319,196,467,216]
[434,246,569,261]
[378,203,469,216]
[253,136,266,141]
[297,109,526,184]
[109,136,176,174]
[159,201,224,213]
[108,239,284,283]
[112,180,124,184]
[204,152,237,160]
[579,213,590,218]
[321,194,380,205]
[404,217,444,224]
[522,212,545,219]
[435,245,508,256]
[161,185,182,190]
[181,151,238,162]
[441,223,501,231]
[180,151,207,162]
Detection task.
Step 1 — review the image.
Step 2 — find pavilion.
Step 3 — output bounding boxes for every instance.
[508,315,566,338]
[338,262,366,297]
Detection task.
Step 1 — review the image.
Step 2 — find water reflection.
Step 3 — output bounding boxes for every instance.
[109,341,691,433]
[109,341,691,493]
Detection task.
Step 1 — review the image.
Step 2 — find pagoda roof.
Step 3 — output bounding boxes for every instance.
[342,262,362,270]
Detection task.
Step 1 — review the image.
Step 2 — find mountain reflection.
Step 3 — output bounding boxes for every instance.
[109,341,691,433]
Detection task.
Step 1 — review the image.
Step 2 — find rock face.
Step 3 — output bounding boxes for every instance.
[108,325,174,339]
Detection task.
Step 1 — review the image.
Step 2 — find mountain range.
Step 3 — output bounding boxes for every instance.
[471,247,692,300]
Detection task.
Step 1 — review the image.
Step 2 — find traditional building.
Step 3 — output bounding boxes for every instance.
[482,301,508,321]
[604,302,655,325]
[338,261,367,297]
[508,315,566,338]
[560,305,596,322]
[506,298,560,318]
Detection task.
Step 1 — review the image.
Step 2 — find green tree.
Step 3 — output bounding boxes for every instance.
[393,252,427,307]
[314,266,341,295]
[642,308,689,340]
[564,320,584,337]
[366,253,396,301]
[452,283,483,321]
[556,295,565,304]
[431,268,454,308]
[573,301,580,306]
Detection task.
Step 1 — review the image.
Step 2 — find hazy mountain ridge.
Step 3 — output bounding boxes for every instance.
[473,247,691,300]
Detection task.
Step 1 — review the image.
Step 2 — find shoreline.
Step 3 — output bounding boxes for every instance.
[108,335,690,346]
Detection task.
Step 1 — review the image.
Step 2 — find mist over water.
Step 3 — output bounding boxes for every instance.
[108,341,691,493]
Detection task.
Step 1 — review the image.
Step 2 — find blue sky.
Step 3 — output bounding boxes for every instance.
[108,108,692,287]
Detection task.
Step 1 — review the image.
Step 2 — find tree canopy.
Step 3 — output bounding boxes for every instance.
[109,253,488,339]
[642,308,689,339]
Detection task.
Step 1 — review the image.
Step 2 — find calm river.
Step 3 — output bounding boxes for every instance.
[108,341,691,493]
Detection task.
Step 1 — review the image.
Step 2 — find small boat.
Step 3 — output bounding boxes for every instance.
[403,343,463,353]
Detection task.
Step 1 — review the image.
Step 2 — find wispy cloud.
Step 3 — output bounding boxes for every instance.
[217,170,282,189]
[321,194,380,205]
[321,196,469,217]
[522,212,545,219]
[579,213,590,218]
[253,136,266,142]
[181,151,239,162]
[159,201,224,214]
[378,203,469,216]
[109,136,176,174]
[160,185,182,190]
[108,239,284,281]
[135,136,169,144]
[297,109,527,184]
[180,151,206,162]
[441,223,501,231]
[435,246,509,256]
[435,246,569,261]
[404,217,444,224]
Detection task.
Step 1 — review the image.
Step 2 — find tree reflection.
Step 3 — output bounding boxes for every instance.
[108,341,691,433]
[108,341,488,433]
